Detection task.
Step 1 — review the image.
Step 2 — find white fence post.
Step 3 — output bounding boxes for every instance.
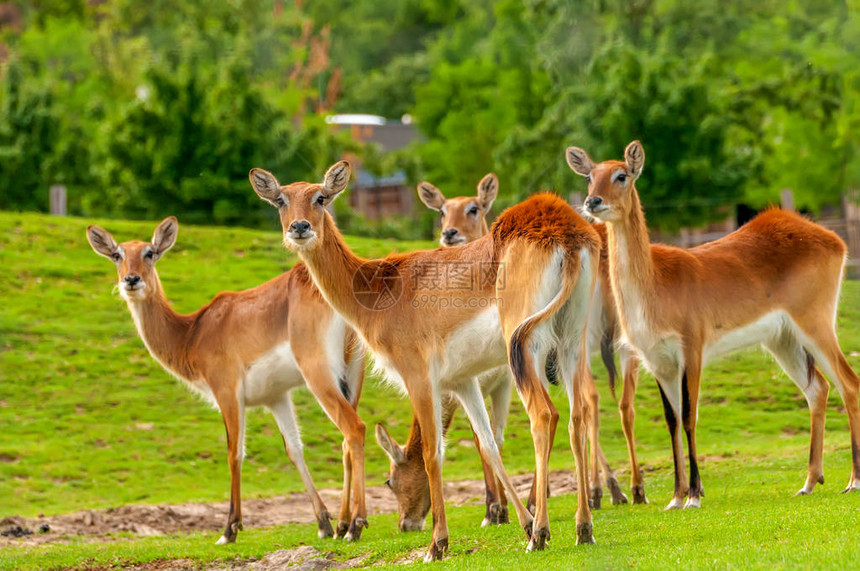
[780,188,795,212]
[50,185,67,216]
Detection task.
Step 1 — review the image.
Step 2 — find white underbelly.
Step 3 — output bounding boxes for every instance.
[476,365,511,395]
[704,310,789,362]
[242,342,305,407]
[631,334,684,384]
[436,310,507,390]
[368,311,508,396]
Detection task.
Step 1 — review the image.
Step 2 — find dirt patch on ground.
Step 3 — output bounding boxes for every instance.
[0,470,581,549]
[88,546,368,570]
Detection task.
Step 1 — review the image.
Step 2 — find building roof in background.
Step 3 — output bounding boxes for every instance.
[325,114,386,126]
[354,169,408,188]
[326,114,419,152]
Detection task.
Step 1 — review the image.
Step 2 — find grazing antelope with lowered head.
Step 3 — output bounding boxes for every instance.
[86,218,368,544]
[567,140,860,510]
[376,173,515,530]
[249,162,600,559]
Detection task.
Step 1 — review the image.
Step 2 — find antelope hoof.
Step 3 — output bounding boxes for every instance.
[632,485,649,505]
[664,497,685,511]
[841,479,860,494]
[318,511,334,539]
[424,537,448,562]
[683,496,701,509]
[335,520,350,539]
[576,522,595,545]
[345,517,368,542]
[526,526,550,552]
[589,487,603,510]
[485,503,508,526]
[607,478,629,505]
[216,521,242,545]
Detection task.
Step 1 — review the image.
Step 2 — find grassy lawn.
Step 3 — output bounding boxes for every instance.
[2,211,860,569]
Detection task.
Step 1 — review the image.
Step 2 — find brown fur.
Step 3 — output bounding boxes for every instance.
[569,140,860,507]
[250,164,601,556]
[86,220,368,543]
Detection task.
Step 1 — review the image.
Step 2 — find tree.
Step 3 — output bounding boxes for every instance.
[498,42,750,231]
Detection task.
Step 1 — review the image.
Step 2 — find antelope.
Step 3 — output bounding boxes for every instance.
[376,173,514,530]
[567,140,860,510]
[374,175,646,532]
[249,162,601,559]
[418,174,646,506]
[86,218,368,544]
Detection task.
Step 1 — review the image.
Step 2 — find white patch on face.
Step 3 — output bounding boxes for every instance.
[283,231,319,251]
[611,170,628,184]
[119,279,147,301]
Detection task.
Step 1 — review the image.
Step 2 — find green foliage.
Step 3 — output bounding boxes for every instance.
[0,61,58,211]
[92,40,293,226]
[0,0,858,234]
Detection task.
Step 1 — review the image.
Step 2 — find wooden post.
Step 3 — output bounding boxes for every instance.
[50,185,66,216]
[780,188,795,212]
[844,190,860,278]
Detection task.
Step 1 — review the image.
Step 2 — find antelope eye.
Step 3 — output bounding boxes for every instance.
[616,173,627,183]
[468,206,479,215]
[384,478,392,489]
[144,250,155,260]
[275,197,285,207]
[316,195,326,206]
[111,252,121,262]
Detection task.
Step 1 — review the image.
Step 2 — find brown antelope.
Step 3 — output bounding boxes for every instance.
[374,176,646,533]
[86,218,368,544]
[249,162,600,558]
[567,140,860,510]
[375,173,514,530]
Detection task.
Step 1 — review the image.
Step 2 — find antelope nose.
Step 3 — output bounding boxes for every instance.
[585,196,603,210]
[124,274,141,286]
[442,228,459,240]
[290,220,311,235]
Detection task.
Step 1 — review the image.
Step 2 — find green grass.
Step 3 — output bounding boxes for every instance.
[1,210,860,569]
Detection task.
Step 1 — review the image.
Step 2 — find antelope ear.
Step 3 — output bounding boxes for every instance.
[151,216,178,259]
[323,160,350,198]
[624,140,645,179]
[375,423,405,465]
[476,173,498,211]
[565,146,595,177]
[87,225,120,260]
[417,181,445,211]
[249,168,283,206]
